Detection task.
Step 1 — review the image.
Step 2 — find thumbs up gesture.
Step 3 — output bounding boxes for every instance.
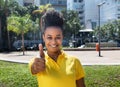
[31,44,45,74]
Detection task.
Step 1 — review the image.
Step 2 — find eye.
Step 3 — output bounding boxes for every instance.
[56,37,61,40]
[47,36,52,40]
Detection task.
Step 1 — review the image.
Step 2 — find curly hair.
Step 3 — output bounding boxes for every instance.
[41,9,64,33]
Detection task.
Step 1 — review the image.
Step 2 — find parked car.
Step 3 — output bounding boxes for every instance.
[27,44,38,50]
[62,40,69,47]
[13,40,42,50]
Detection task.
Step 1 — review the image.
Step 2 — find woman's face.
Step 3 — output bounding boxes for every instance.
[43,26,63,53]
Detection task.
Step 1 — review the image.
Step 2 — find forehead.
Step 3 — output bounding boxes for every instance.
[44,27,62,35]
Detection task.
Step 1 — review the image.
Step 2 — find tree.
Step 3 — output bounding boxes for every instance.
[27,5,38,22]
[0,0,19,51]
[32,4,53,30]
[30,19,39,41]
[0,0,9,51]
[61,9,81,39]
[113,20,120,40]
[7,15,32,55]
[95,20,120,42]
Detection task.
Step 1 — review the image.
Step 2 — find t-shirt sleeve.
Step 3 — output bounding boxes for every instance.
[75,58,85,80]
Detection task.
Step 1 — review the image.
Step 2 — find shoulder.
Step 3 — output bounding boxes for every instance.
[64,53,81,64]
[65,53,80,61]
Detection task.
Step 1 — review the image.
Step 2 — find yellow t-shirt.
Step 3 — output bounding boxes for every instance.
[29,51,85,87]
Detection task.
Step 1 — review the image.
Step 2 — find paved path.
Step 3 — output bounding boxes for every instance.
[0,50,120,65]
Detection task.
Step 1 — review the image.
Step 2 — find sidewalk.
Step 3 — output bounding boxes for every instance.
[0,50,120,65]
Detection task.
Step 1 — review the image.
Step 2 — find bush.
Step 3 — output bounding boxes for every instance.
[85,42,117,47]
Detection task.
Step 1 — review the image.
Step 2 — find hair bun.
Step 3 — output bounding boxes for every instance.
[42,10,63,30]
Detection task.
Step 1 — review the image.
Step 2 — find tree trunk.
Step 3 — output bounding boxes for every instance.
[0,0,9,51]
[22,32,25,55]
[0,17,2,50]
[1,14,9,51]
[7,29,11,50]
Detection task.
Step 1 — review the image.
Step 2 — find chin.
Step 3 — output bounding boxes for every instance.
[48,48,61,53]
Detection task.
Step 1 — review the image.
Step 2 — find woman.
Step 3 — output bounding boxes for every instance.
[29,9,86,87]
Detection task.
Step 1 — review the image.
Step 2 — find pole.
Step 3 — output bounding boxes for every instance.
[97,1,105,57]
[98,5,101,57]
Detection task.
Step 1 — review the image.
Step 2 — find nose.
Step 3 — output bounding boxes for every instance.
[51,38,57,44]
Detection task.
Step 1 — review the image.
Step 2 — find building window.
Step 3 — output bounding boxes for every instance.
[92,22,97,29]
[118,8,120,11]
[79,11,83,14]
[24,3,32,6]
[79,0,83,2]
[58,1,66,5]
[74,0,77,2]
[118,0,120,4]
[59,1,62,4]
[118,17,120,19]
[49,0,58,4]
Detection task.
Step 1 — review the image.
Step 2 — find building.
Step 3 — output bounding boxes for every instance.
[67,0,85,26]
[67,0,98,29]
[17,0,40,6]
[16,0,66,11]
[84,0,98,29]
[67,0,120,29]
[40,0,67,11]
[101,0,120,24]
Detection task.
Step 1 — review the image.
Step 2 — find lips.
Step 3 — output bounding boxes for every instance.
[51,45,57,48]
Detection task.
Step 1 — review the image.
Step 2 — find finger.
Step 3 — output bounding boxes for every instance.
[34,58,41,62]
[39,44,45,59]
[34,58,45,63]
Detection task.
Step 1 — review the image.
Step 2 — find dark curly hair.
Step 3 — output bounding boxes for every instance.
[41,9,64,33]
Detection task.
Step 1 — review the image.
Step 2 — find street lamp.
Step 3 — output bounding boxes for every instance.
[97,1,105,57]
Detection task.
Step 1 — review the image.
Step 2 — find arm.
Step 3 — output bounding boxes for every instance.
[76,78,86,87]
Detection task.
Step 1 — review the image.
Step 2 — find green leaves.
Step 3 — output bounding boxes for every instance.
[61,9,81,39]
[7,15,33,55]
[95,20,120,41]
[7,15,32,35]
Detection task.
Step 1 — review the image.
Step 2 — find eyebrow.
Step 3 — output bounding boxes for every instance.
[47,34,61,37]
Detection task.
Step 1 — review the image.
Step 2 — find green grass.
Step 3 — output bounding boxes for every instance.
[84,66,120,87]
[0,61,120,87]
[0,61,38,87]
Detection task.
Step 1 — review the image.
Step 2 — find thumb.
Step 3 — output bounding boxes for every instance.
[39,44,45,59]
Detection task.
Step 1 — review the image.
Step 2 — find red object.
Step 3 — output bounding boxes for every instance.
[96,43,100,51]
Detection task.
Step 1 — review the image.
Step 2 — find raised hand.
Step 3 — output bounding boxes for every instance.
[31,44,45,74]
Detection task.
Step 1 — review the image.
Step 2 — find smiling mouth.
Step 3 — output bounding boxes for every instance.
[50,45,58,48]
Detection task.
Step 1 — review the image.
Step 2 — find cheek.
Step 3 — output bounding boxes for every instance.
[58,40,63,44]
[44,39,49,45]
[55,40,62,46]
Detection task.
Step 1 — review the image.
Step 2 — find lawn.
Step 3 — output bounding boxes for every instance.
[0,60,120,87]
[0,61,38,87]
[84,65,120,87]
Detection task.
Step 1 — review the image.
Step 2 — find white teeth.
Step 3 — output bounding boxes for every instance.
[51,45,57,48]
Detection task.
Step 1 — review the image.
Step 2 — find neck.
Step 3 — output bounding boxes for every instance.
[47,50,61,61]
